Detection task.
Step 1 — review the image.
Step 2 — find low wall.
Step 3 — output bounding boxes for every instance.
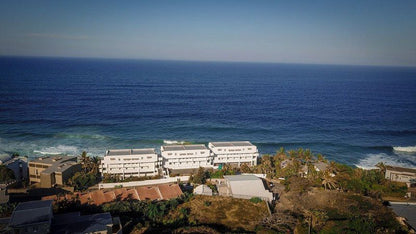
[98,176,189,189]
[241,173,267,178]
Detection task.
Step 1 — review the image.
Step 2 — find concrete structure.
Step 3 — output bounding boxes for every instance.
[208,141,258,168]
[9,200,53,234]
[28,156,81,188]
[161,144,213,170]
[0,155,28,182]
[100,148,161,179]
[8,200,122,234]
[222,175,273,201]
[390,202,416,232]
[194,184,213,196]
[98,175,189,189]
[385,165,416,187]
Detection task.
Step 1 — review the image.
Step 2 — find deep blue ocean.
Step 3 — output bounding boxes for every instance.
[0,57,415,168]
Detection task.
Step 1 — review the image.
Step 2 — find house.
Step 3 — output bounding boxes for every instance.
[385,165,416,187]
[9,200,53,234]
[28,156,81,188]
[313,162,328,172]
[194,184,213,196]
[8,200,122,234]
[100,148,161,179]
[51,212,121,234]
[42,183,183,205]
[208,141,258,168]
[222,175,273,202]
[161,144,213,170]
[0,154,28,182]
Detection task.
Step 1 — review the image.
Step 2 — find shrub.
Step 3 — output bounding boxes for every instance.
[250,197,263,203]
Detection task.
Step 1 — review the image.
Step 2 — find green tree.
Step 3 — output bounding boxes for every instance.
[192,167,207,184]
[0,165,15,183]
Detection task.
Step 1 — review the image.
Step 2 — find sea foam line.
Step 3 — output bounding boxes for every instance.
[393,145,416,153]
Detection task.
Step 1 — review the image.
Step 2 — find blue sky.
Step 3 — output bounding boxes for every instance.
[0,1,415,66]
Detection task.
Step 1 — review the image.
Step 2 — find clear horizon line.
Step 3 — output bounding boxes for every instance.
[1,54,415,69]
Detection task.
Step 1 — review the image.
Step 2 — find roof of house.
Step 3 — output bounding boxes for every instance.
[210,141,254,147]
[314,162,329,171]
[161,144,208,151]
[386,165,416,174]
[9,200,53,227]
[158,184,183,199]
[52,212,113,234]
[106,148,156,156]
[224,175,260,182]
[30,156,77,165]
[194,184,213,195]
[136,186,162,200]
[43,184,183,206]
[30,156,79,174]
[224,175,273,201]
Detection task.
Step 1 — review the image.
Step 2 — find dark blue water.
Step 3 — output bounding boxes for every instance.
[1,57,415,168]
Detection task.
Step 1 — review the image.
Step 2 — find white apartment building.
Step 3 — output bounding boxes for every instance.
[161,144,213,170]
[100,148,161,179]
[208,141,258,168]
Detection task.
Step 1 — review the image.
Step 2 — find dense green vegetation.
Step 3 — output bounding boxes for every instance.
[0,165,15,183]
[67,151,100,191]
[0,203,16,218]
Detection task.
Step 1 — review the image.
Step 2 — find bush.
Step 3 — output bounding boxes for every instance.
[250,197,263,203]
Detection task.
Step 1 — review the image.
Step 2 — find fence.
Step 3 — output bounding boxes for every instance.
[98,176,189,189]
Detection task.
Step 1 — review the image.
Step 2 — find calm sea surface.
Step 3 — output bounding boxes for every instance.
[0,57,415,168]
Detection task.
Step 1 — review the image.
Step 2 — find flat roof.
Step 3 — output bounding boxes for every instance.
[386,165,416,174]
[52,212,113,233]
[162,144,208,151]
[9,200,53,227]
[224,175,260,181]
[30,156,77,165]
[106,148,156,156]
[390,203,416,230]
[210,141,254,147]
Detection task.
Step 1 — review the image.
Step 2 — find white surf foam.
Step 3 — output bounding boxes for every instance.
[393,146,416,153]
[356,153,415,169]
[33,145,79,155]
[163,140,186,145]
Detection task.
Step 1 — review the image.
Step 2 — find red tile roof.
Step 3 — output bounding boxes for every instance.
[136,186,162,200]
[41,183,183,206]
[158,184,183,200]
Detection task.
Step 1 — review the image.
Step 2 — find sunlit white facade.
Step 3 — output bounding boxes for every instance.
[161,144,213,170]
[100,148,161,178]
[208,141,258,168]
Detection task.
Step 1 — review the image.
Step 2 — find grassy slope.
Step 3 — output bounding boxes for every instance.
[168,195,269,232]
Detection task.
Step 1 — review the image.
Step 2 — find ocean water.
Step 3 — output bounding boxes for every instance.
[0,57,415,168]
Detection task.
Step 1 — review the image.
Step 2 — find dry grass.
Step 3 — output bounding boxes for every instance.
[174,195,269,231]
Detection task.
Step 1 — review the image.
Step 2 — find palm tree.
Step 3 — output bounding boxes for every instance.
[80,151,90,173]
[90,156,100,175]
[375,162,386,175]
[322,172,337,190]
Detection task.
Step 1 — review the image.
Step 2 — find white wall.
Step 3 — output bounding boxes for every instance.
[98,176,189,189]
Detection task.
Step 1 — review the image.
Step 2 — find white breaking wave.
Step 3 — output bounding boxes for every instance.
[33,145,79,155]
[356,153,415,169]
[163,140,186,145]
[393,146,416,153]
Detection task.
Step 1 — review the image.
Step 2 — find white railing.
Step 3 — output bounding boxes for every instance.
[98,176,189,189]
